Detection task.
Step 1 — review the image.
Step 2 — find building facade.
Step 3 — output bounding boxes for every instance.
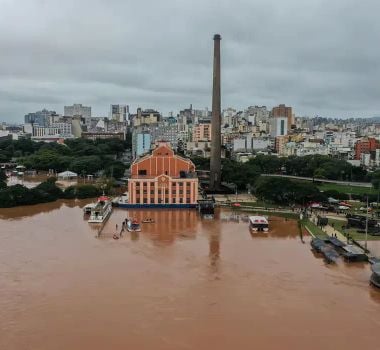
[270,117,288,137]
[110,104,129,123]
[128,142,198,207]
[192,121,212,142]
[354,137,380,160]
[64,104,91,121]
[24,109,57,127]
[272,104,293,128]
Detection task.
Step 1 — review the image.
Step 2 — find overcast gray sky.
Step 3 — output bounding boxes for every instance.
[1,0,380,122]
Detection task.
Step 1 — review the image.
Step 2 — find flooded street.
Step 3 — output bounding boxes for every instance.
[1,201,380,350]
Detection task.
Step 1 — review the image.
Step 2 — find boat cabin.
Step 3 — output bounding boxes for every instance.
[249,216,269,232]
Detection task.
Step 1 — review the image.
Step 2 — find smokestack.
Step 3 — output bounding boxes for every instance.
[210,34,222,190]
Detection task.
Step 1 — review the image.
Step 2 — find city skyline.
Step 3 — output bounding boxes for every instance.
[1,0,380,122]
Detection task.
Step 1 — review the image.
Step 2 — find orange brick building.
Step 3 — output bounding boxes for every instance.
[354,137,380,160]
[127,142,198,207]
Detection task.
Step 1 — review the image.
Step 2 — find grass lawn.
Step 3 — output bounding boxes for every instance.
[328,218,380,241]
[318,183,374,195]
[242,209,299,220]
[303,220,328,239]
[235,200,282,208]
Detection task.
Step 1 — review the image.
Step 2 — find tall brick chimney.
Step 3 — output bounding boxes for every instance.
[210,34,222,191]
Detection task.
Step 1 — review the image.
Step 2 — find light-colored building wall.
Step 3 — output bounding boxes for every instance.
[192,122,212,142]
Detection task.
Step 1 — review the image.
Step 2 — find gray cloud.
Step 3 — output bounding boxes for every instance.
[1,0,380,121]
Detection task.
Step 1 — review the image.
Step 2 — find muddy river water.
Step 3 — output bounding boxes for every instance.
[1,200,380,350]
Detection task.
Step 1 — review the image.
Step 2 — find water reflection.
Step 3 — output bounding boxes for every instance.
[100,208,198,244]
[221,211,300,239]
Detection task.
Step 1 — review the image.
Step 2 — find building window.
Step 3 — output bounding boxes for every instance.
[158,198,162,203]
[179,190,183,194]
[172,190,176,194]
[150,190,154,195]
[186,198,191,203]
[143,198,147,204]
[138,170,147,175]
[136,190,140,194]
[173,198,176,203]
[165,198,169,203]
[186,190,190,194]
[165,171,168,175]
[179,198,183,203]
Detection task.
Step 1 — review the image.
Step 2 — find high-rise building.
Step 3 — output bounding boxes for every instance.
[272,104,293,128]
[132,108,161,127]
[192,121,212,142]
[270,117,288,137]
[110,104,129,123]
[64,104,91,119]
[24,109,57,127]
[132,129,151,159]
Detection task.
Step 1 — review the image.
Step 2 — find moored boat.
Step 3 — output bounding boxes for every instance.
[127,218,141,232]
[112,192,128,207]
[249,216,269,232]
[88,196,112,223]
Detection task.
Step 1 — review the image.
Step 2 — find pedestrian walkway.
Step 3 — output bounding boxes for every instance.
[311,214,347,242]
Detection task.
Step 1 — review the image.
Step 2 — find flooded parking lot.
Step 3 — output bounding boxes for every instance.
[1,201,380,350]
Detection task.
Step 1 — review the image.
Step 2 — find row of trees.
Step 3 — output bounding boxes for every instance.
[0,138,129,179]
[191,154,370,191]
[0,176,101,208]
[190,154,376,205]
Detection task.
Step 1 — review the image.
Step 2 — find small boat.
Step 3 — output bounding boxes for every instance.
[249,216,269,232]
[142,218,155,224]
[311,238,339,263]
[112,192,128,207]
[370,263,380,288]
[127,218,141,232]
[88,196,112,223]
[341,245,368,262]
[310,237,327,253]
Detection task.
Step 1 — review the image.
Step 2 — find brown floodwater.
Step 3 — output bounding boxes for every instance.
[1,201,380,350]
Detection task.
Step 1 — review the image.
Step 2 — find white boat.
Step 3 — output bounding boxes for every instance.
[127,219,141,232]
[88,196,112,223]
[112,192,128,206]
[249,216,269,232]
